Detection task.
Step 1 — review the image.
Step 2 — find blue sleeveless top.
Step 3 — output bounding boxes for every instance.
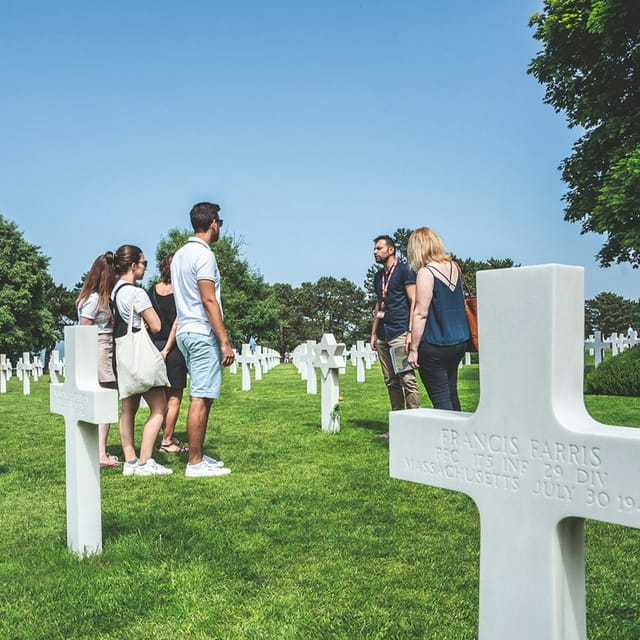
[420,263,470,347]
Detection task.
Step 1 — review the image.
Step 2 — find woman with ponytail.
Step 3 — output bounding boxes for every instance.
[76,251,119,467]
[111,244,171,477]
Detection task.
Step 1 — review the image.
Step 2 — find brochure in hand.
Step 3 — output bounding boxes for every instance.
[390,344,412,374]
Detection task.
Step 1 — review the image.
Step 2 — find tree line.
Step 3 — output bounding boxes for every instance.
[1,215,636,362]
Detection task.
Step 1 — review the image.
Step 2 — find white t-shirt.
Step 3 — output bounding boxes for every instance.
[171,237,222,336]
[77,292,112,334]
[110,280,152,330]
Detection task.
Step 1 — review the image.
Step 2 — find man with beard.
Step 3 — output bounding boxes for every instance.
[370,235,420,430]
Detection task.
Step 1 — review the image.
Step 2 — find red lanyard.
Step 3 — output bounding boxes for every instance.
[380,260,397,310]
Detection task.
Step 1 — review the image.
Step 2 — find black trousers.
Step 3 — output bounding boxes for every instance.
[417,341,467,411]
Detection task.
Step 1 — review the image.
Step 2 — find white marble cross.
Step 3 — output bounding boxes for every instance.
[229,348,238,374]
[18,352,32,394]
[50,326,118,557]
[350,340,367,383]
[49,350,63,384]
[0,354,9,393]
[390,265,640,640]
[591,330,610,366]
[253,345,263,381]
[299,340,318,395]
[313,333,346,433]
[239,344,251,391]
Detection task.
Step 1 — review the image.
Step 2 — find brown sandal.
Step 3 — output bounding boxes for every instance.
[158,441,188,454]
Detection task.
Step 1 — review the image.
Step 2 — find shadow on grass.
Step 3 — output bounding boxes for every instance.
[352,419,388,434]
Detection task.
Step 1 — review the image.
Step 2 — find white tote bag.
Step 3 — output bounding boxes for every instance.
[115,303,169,399]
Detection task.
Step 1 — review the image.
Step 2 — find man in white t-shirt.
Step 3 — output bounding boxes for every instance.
[171,202,235,478]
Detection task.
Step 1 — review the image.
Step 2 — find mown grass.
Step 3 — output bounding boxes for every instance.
[0,362,639,639]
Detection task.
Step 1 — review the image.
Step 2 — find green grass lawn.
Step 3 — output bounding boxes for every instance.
[1,363,639,639]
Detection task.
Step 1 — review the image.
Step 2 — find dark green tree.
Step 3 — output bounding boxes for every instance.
[0,215,58,359]
[43,281,77,366]
[584,291,639,336]
[297,277,370,346]
[451,256,519,296]
[528,0,640,267]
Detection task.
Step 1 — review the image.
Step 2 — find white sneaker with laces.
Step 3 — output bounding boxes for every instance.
[135,458,173,476]
[122,460,138,476]
[202,454,225,468]
[185,459,232,478]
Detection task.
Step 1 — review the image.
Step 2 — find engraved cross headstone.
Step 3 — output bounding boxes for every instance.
[390,265,640,640]
[50,326,118,557]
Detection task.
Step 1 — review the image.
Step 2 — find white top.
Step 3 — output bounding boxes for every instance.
[171,237,222,336]
[77,292,112,334]
[110,280,152,330]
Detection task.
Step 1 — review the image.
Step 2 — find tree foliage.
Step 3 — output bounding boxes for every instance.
[585,344,640,396]
[584,291,640,336]
[0,215,59,359]
[528,0,640,267]
[451,256,519,295]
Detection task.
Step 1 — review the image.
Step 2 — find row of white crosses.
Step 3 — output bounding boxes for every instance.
[232,344,281,391]
[390,265,640,640]
[292,340,319,394]
[0,351,65,394]
[584,330,640,366]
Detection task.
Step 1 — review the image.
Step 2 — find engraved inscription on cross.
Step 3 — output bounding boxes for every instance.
[390,265,640,640]
[50,326,118,557]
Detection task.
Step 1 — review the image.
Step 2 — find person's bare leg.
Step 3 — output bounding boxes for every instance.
[139,388,167,464]
[119,395,141,462]
[161,388,184,449]
[186,396,213,465]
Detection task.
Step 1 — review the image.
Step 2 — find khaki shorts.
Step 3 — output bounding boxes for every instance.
[98,333,116,385]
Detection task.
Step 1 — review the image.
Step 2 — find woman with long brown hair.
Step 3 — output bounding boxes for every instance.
[76,252,119,467]
[110,244,171,476]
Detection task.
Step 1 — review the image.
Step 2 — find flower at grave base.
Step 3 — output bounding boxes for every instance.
[338,396,344,401]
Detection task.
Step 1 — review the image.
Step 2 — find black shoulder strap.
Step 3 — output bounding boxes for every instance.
[425,264,454,288]
[110,282,136,338]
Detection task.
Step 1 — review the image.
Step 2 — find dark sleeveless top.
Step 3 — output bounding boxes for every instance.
[420,262,470,346]
[147,286,176,342]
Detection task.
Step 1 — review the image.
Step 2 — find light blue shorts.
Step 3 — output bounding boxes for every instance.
[177,332,222,399]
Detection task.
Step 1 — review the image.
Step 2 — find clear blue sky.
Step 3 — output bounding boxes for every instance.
[1,0,636,300]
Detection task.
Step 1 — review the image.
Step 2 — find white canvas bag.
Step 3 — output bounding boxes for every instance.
[114,297,169,399]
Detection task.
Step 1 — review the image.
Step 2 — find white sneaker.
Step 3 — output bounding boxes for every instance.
[202,454,225,468]
[185,460,232,478]
[122,460,138,476]
[135,458,173,476]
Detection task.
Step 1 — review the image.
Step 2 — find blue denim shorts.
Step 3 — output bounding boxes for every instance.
[177,332,222,399]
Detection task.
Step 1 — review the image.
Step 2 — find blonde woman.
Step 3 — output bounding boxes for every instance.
[407,227,469,411]
[76,252,119,467]
[111,244,171,476]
